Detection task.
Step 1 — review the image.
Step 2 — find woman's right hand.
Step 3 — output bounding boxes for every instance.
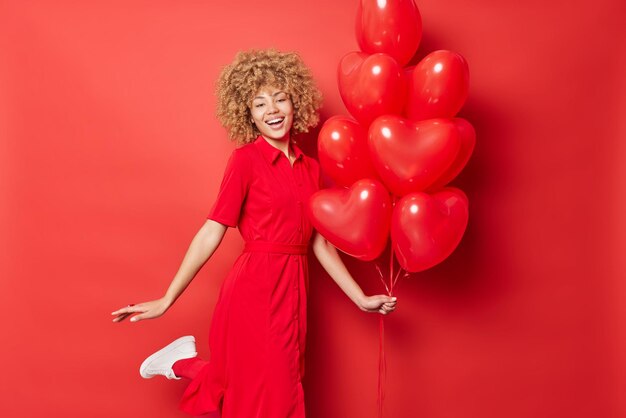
[111,296,172,323]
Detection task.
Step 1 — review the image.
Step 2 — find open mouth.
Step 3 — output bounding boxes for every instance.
[265,117,285,126]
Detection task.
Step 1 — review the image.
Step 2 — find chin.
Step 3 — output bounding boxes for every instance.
[261,128,293,142]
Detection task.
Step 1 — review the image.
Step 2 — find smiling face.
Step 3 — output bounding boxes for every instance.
[250,86,294,142]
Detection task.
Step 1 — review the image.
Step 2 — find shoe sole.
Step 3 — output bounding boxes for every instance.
[139,335,197,379]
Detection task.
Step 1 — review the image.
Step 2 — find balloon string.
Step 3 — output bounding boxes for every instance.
[378,195,399,418]
[375,263,390,295]
[378,314,386,418]
[389,246,394,297]
[379,231,397,418]
[389,194,397,297]
[392,268,408,291]
[377,264,408,418]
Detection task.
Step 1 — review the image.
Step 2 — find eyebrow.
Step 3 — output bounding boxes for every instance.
[253,91,287,100]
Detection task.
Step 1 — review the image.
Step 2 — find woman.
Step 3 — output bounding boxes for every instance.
[111,49,397,418]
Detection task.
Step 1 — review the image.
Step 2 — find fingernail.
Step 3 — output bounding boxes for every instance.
[130,317,137,322]
[391,297,397,301]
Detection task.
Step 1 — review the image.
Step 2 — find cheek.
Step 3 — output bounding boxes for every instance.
[283,103,295,118]
[249,109,262,123]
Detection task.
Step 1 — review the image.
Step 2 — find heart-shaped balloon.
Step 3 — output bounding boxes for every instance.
[356,0,422,67]
[427,118,476,191]
[405,50,469,121]
[368,115,461,196]
[391,188,469,272]
[308,179,392,261]
[318,116,379,187]
[338,51,406,126]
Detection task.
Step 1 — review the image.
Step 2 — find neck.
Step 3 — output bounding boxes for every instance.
[261,134,292,156]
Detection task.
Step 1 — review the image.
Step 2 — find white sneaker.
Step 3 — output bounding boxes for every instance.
[139,335,197,380]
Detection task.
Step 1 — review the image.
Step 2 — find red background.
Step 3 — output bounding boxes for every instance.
[1,1,625,417]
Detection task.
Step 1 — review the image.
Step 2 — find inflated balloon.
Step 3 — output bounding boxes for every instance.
[356,0,422,67]
[427,118,476,191]
[318,116,379,187]
[391,188,469,272]
[308,179,392,261]
[338,51,406,126]
[405,50,469,121]
[368,115,461,196]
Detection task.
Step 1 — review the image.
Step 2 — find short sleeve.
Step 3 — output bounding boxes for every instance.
[207,148,250,228]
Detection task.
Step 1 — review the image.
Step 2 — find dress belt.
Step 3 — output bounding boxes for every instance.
[244,241,308,255]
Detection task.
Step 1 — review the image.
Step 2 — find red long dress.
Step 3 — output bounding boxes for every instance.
[179,135,321,418]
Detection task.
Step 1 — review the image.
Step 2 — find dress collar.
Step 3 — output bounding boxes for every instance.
[254,135,304,165]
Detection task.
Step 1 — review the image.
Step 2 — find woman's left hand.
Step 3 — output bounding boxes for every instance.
[358,295,397,315]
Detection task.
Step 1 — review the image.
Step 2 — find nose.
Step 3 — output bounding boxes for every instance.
[266,101,279,114]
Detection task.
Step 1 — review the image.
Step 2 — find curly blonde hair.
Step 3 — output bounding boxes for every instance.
[216,49,323,144]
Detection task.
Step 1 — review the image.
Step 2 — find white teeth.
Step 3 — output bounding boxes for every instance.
[266,118,284,125]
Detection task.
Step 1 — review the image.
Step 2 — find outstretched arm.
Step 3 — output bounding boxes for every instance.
[312,232,397,315]
[111,219,228,323]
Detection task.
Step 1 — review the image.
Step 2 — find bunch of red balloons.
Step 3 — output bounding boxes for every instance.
[308,0,475,274]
